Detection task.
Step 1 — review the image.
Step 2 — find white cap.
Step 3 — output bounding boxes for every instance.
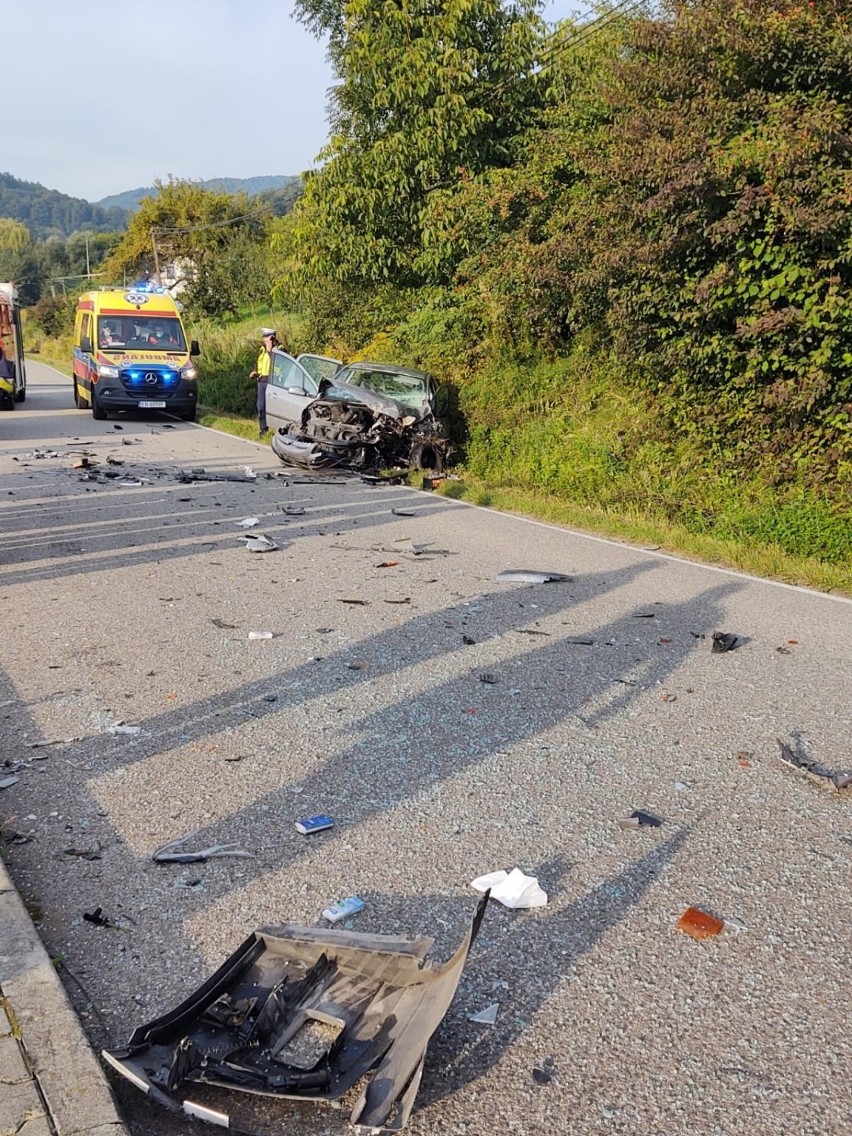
[260,327,276,338]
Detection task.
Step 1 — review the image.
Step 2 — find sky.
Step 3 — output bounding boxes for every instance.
[7,0,585,204]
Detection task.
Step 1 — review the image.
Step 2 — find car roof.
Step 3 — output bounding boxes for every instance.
[341,361,433,380]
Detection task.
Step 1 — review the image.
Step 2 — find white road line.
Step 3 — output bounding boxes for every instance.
[30,359,848,604]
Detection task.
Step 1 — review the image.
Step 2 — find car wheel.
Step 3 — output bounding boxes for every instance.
[91,388,107,420]
[410,442,443,473]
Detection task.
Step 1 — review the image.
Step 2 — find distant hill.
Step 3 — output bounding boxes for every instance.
[97,175,301,212]
[0,173,129,240]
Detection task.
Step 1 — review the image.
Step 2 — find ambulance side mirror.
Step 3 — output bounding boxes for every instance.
[81,335,93,354]
[190,340,200,357]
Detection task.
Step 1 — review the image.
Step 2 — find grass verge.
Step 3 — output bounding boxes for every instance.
[437,476,852,594]
[198,409,262,441]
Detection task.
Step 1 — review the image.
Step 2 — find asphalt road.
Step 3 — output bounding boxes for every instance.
[1,361,850,1136]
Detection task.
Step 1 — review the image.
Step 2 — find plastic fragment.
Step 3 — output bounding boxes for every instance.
[479,674,498,684]
[496,569,571,584]
[244,534,278,553]
[391,508,416,516]
[237,517,259,528]
[676,906,724,939]
[248,631,274,640]
[152,831,254,863]
[0,775,21,790]
[211,618,237,629]
[712,631,739,653]
[532,1057,556,1084]
[777,738,852,791]
[376,560,399,568]
[618,810,662,829]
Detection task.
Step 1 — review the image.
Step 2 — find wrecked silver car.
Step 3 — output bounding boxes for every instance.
[268,359,452,473]
[104,896,487,1131]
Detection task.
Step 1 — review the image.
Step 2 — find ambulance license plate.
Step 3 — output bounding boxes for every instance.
[138,400,166,409]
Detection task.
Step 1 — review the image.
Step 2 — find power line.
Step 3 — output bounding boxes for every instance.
[488,0,647,98]
[536,0,645,70]
[152,209,268,238]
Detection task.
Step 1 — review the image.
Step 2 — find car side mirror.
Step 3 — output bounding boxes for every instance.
[190,340,200,357]
[81,335,93,354]
[286,386,307,395]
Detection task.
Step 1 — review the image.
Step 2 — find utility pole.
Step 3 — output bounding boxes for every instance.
[85,232,91,277]
[151,228,161,284]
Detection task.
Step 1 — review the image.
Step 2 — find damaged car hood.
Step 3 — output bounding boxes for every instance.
[104,896,488,1131]
[318,379,426,423]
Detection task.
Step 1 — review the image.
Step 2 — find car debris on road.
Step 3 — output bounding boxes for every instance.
[103,896,488,1132]
[152,831,255,864]
[676,906,725,939]
[776,738,852,790]
[496,569,572,584]
[243,534,278,553]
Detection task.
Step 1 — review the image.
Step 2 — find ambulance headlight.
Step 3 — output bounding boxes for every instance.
[98,364,120,379]
[181,365,198,381]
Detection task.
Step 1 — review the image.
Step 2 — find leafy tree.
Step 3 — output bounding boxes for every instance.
[0,219,43,303]
[0,218,32,256]
[101,179,273,317]
[289,0,544,288]
[103,179,266,282]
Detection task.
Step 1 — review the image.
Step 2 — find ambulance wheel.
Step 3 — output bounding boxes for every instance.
[180,407,196,422]
[74,381,86,409]
[91,389,107,420]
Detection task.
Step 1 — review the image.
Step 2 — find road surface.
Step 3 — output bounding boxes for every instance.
[1,361,850,1136]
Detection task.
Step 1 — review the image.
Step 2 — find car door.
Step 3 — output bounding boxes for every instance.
[296,354,342,385]
[265,351,319,430]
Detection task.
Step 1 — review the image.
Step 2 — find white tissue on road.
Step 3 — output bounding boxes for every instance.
[470,867,548,909]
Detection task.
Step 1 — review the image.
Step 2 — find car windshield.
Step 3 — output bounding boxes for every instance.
[340,367,431,411]
[98,316,186,352]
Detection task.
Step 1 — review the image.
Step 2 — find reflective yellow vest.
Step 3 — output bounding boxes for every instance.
[257,347,272,379]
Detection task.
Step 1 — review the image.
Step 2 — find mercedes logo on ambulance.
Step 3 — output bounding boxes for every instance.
[144,373,159,385]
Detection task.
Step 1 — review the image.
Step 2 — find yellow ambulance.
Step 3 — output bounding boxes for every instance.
[72,285,199,421]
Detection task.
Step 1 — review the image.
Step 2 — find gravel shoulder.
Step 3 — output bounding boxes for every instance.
[1,363,850,1136]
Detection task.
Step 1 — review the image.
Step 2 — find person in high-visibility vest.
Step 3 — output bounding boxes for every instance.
[250,327,278,435]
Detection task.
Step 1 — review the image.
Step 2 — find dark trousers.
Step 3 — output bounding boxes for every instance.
[257,379,268,431]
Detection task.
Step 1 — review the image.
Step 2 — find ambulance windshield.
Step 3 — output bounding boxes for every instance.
[98,316,186,352]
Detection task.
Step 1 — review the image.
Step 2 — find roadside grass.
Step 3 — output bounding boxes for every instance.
[436,474,852,593]
[28,346,72,378]
[198,409,262,441]
[24,311,850,595]
[188,309,302,418]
